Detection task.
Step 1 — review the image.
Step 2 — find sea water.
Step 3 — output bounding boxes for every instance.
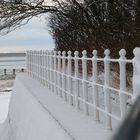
[0,53,26,91]
[0,53,26,70]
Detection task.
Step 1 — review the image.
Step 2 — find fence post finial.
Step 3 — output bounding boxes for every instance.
[104,49,110,58]
[119,49,126,59]
[54,51,57,55]
[62,51,66,56]
[74,51,79,57]
[82,50,87,58]
[119,49,127,118]
[68,50,72,56]
[58,51,61,56]
[92,50,97,57]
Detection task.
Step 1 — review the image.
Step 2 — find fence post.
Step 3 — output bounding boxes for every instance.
[44,51,47,87]
[82,50,89,115]
[26,51,29,75]
[37,51,40,81]
[67,51,73,105]
[104,49,112,130]
[51,51,55,92]
[4,69,7,75]
[62,51,67,101]
[33,50,36,78]
[32,51,34,78]
[21,69,24,72]
[58,51,62,97]
[35,51,38,80]
[36,51,38,79]
[33,51,35,78]
[30,50,32,77]
[30,50,33,77]
[39,50,42,82]
[28,51,30,76]
[37,51,39,80]
[133,48,140,101]
[34,51,36,79]
[41,50,44,84]
[119,49,127,118]
[38,50,41,83]
[13,69,16,75]
[74,51,80,109]
[92,50,99,121]
[41,50,43,83]
[46,51,50,89]
[31,50,34,78]
[41,50,43,84]
[53,51,57,95]
[42,51,45,86]
[49,51,53,91]
[29,50,31,76]
[48,51,51,89]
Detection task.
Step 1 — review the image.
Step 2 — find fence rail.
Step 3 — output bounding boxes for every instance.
[26,48,139,130]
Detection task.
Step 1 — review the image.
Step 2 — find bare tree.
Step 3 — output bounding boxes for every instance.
[49,0,140,58]
[1,0,140,59]
[0,0,63,35]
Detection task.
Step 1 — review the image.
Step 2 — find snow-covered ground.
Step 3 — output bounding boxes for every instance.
[0,93,11,123]
[0,74,112,140]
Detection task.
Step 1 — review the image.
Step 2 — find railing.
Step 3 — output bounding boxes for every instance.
[26,48,139,130]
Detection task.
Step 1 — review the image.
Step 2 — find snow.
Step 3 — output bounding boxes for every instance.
[0,73,112,140]
[133,75,140,100]
[0,93,11,123]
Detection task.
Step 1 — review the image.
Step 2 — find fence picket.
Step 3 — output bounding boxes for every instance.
[82,50,89,115]
[104,49,112,130]
[26,51,29,75]
[53,51,57,95]
[74,51,80,109]
[119,49,127,118]
[57,51,62,97]
[62,51,67,101]
[50,51,53,91]
[68,51,73,105]
[92,50,99,121]
[37,51,40,80]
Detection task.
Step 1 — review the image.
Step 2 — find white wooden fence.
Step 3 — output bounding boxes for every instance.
[26,48,140,130]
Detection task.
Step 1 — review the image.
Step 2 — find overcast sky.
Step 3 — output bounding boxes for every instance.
[0,16,55,53]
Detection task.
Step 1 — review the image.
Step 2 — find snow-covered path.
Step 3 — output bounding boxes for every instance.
[0,74,112,140]
[0,93,11,123]
[20,73,112,140]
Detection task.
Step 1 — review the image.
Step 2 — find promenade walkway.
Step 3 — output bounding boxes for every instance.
[0,73,111,140]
